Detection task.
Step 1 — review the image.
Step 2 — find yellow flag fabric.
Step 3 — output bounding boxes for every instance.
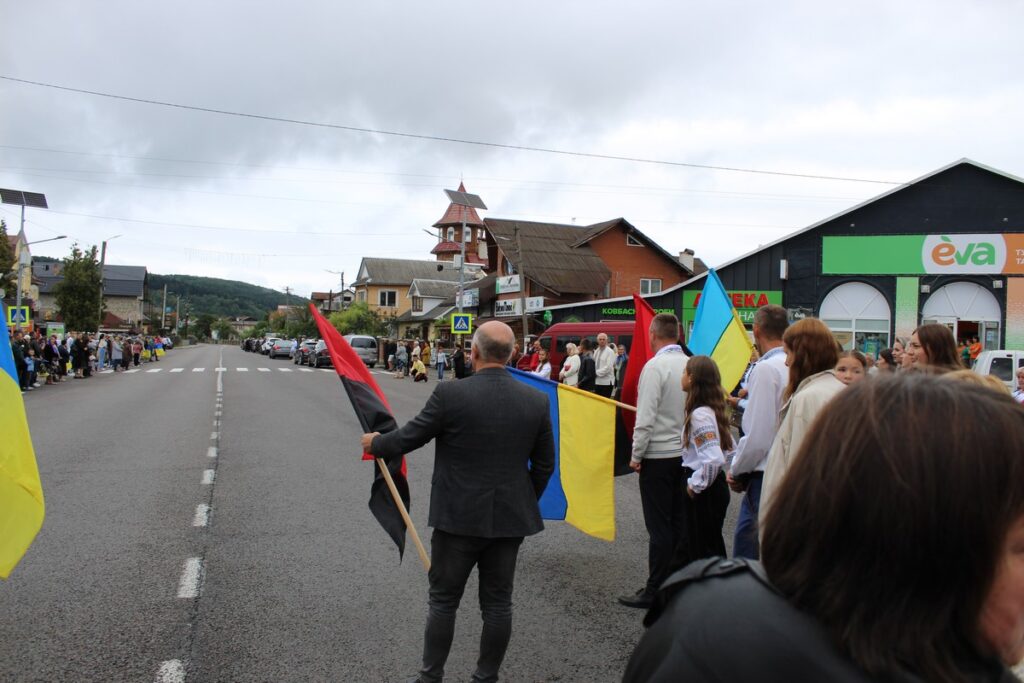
[0,321,45,579]
[556,384,616,541]
[711,307,755,395]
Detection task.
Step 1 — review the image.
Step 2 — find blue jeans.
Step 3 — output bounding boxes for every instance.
[419,530,523,683]
[732,471,763,560]
[437,363,445,380]
[97,347,106,369]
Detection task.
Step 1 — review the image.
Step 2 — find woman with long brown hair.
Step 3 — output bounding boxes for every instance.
[624,374,1024,682]
[671,355,733,570]
[759,318,844,527]
[907,323,963,372]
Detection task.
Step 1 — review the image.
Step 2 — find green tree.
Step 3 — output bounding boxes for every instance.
[53,243,102,331]
[194,313,216,339]
[212,318,234,341]
[252,321,269,338]
[328,301,385,336]
[0,219,14,298]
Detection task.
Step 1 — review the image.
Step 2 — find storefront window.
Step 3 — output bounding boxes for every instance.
[820,282,892,355]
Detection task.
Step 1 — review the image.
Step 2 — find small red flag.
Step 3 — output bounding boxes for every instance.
[620,294,656,438]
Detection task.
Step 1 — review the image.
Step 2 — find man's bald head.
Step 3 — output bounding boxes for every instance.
[472,321,515,365]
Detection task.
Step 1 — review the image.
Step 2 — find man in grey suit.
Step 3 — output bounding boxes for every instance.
[362,320,555,683]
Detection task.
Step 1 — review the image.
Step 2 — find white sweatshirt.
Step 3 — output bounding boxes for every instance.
[631,345,688,461]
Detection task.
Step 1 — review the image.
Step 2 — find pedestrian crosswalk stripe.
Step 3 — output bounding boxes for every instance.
[193,368,205,372]
[236,368,249,372]
[170,368,184,373]
[258,367,271,372]
[278,368,292,372]
[125,369,140,373]
[147,368,162,373]
[320,368,333,373]
[299,368,313,372]
[215,367,226,372]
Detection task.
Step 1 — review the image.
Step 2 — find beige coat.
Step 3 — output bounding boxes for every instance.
[759,370,846,529]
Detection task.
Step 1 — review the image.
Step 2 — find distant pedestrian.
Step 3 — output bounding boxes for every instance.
[530,348,552,379]
[576,339,597,392]
[559,343,580,386]
[507,343,522,368]
[434,342,448,381]
[593,333,616,398]
[132,338,142,366]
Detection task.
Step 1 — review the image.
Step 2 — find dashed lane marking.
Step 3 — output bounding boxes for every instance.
[210,432,218,439]
[258,367,271,372]
[207,446,217,459]
[176,558,203,598]
[299,368,313,372]
[192,368,205,372]
[236,367,249,372]
[192,503,210,527]
[201,469,215,485]
[169,368,184,373]
[278,368,292,372]
[155,659,185,683]
[147,368,162,373]
[320,368,333,373]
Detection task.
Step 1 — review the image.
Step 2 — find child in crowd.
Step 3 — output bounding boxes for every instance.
[25,349,37,390]
[835,349,867,386]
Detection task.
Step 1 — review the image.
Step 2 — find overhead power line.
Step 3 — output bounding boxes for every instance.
[0,75,901,185]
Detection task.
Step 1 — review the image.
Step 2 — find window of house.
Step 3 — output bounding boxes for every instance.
[640,279,662,295]
[357,290,366,302]
[478,228,486,240]
[378,290,397,307]
[504,258,516,275]
[463,227,472,243]
[446,227,455,241]
[412,296,423,312]
[627,234,643,247]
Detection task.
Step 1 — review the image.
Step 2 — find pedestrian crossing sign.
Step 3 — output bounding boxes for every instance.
[451,313,472,334]
[7,306,29,324]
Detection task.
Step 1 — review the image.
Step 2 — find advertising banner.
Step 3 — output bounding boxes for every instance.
[494,299,521,317]
[495,275,521,294]
[683,290,782,324]
[822,234,1024,275]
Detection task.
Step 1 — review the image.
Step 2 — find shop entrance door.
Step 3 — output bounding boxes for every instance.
[921,282,1002,350]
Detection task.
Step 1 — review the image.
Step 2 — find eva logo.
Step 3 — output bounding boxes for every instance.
[922,234,1005,274]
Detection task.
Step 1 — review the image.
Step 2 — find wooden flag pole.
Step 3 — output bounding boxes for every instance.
[376,458,431,572]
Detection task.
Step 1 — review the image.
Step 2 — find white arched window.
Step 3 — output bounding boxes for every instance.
[819,281,891,353]
[922,281,1001,350]
[446,227,455,242]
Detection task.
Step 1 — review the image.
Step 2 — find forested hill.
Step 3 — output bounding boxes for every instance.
[147,273,308,319]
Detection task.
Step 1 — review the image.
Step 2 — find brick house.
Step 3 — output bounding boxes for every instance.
[351,257,482,320]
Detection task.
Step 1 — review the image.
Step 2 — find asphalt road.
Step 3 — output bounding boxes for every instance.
[1,343,744,682]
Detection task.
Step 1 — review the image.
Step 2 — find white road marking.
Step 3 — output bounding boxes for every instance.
[236,367,248,372]
[192,503,210,527]
[155,659,186,683]
[169,368,184,373]
[320,368,333,373]
[299,368,313,372]
[177,557,203,598]
[125,369,140,374]
[258,367,271,372]
[210,432,218,439]
[192,368,205,372]
[214,411,221,417]
[207,446,217,459]
[147,368,162,373]
[201,469,215,485]
[278,368,292,372]
[215,367,226,372]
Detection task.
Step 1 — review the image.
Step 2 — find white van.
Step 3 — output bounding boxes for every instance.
[972,350,1024,389]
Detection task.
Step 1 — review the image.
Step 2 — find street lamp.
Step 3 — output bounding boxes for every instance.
[97,234,122,332]
[0,188,51,330]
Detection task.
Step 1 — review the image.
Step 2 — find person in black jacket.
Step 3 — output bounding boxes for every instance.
[363,321,555,683]
[623,374,1024,683]
[577,338,597,392]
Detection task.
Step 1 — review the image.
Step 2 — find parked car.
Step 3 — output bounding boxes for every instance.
[267,339,293,359]
[261,337,280,355]
[294,339,317,365]
[310,339,333,368]
[972,349,1024,389]
[344,334,378,368]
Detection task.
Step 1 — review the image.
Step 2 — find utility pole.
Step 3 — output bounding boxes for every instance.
[160,283,168,331]
[97,234,121,332]
[175,295,180,332]
[515,225,529,350]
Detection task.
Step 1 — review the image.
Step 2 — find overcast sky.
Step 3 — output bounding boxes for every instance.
[2,1,1022,300]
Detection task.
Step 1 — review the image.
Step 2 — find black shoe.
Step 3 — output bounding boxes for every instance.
[617,588,654,609]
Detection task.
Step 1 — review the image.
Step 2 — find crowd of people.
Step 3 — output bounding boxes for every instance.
[622,308,1024,682]
[8,327,167,392]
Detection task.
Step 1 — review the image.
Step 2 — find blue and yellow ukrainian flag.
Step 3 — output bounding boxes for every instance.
[688,269,755,393]
[510,368,616,541]
[0,317,45,579]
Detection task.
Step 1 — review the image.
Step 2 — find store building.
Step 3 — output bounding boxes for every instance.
[543,159,1024,354]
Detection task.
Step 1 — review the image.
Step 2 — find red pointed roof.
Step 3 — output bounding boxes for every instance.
[430,241,463,255]
[432,181,485,228]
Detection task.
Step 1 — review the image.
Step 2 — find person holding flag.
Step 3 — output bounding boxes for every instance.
[361,320,555,683]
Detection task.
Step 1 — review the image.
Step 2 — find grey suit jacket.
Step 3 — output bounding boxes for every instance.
[370,367,555,538]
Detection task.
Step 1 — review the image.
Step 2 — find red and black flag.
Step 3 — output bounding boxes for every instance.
[309,304,410,559]
[614,294,656,475]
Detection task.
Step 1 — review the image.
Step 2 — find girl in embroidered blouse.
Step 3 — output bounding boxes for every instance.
[672,355,735,570]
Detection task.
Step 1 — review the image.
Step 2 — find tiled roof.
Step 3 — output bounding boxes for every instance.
[410,278,459,299]
[432,181,485,228]
[353,258,472,287]
[483,219,611,296]
[430,240,463,255]
[569,217,692,276]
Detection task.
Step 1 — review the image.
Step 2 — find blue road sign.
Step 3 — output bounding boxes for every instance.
[451,313,472,334]
[8,306,29,324]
